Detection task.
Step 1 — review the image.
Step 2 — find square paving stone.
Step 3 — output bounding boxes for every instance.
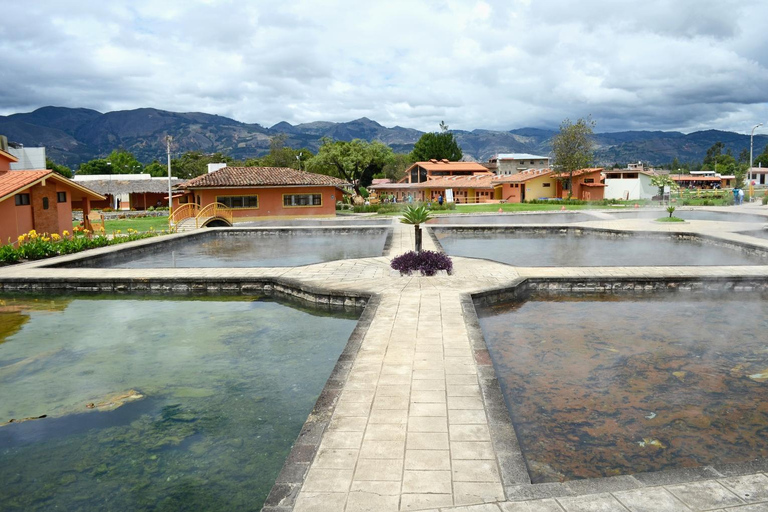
[499,499,565,512]
[613,487,692,512]
[556,493,629,512]
[667,480,745,509]
[402,470,453,494]
[293,492,347,512]
[719,474,768,503]
[407,432,449,450]
[405,449,451,470]
[453,481,506,506]
[353,458,404,481]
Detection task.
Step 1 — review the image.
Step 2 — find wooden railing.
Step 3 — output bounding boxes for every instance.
[169,203,198,227]
[196,202,233,228]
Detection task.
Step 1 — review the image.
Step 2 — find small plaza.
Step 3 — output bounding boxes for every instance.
[2,203,768,512]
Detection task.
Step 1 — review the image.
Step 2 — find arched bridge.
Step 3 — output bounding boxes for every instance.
[169,202,233,232]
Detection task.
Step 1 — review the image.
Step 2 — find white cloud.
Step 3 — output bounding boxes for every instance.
[0,0,767,134]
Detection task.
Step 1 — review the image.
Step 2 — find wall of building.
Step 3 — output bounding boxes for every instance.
[29,182,60,235]
[193,186,339,220]
[604,176,655,200]
[0,199,33,243]
[497,159,549,175]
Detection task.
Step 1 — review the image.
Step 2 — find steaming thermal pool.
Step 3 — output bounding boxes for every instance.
[476,292,768,483]
[0,295,359,510]
[74,229,389,268]
[435,230,767,266]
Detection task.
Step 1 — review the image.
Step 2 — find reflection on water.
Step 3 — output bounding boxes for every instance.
[477,293,768,482]
[438,232,765,266]
[0,296,359,510]
[98,230,389,268]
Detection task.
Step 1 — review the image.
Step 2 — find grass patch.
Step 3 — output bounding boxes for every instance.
[75,216,170,233]
[656,216,685,223]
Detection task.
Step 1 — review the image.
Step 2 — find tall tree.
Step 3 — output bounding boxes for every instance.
[380,153,412,182]
[308,138,394,193]
[410,122,463,162]
[754,144,768,168]
[171,151,234,179]
[259,134,314,169]
[551,116,595,199]
[702,142,724,171]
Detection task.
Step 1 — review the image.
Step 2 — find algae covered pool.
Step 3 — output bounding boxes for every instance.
[0,295,360,510]
[476,292,768,483]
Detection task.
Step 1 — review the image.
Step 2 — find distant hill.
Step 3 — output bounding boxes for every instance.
[1,106,766,169]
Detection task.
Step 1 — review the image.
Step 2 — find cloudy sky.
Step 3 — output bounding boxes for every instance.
[1,0,767,134]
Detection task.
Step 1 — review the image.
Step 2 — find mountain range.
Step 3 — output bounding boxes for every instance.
[1,106,766,169]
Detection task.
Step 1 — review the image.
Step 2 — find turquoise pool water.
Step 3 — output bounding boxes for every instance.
[0,295,359,510]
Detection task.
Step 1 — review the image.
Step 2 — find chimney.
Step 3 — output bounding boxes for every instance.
[207,163,227,174]
[441,159,449,163]
[0,135,7,152]
[429,159,438,163]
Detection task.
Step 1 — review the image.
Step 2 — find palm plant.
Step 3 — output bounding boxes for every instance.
[667,206,676,218]
[400,205,432,252]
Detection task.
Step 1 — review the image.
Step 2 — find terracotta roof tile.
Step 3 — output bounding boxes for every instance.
[0,170,105,203]
[492,168,555,183]
[178,167,348,189]
[0,170,53,201]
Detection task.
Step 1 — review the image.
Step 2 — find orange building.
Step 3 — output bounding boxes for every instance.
[0,149,105,245]
[173,166,348,222]
[371,167,606,203]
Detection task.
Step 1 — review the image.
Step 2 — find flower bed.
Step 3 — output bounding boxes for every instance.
[0,227,168,265]
[391,250,453,276]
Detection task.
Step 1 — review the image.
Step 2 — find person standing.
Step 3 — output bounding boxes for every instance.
[438,194,444,206]
[738,188,745,205]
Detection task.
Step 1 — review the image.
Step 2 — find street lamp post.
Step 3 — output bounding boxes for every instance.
[750,123,763,188]
[166,136,173,216]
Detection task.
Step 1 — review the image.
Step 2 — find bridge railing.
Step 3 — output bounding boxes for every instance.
[169,203,198,228]
[196,202,233,228]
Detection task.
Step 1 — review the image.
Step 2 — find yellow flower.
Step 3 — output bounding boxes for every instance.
[51,233,61,241]
[29,230,37,236]
[115,229,122,234]
[18,234,26,243]
[62,230,70,237]
[84,229,91,235]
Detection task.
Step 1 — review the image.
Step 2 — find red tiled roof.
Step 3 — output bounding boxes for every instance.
[178,166,349,189]
[492,168,555,183]
[671,176,720,181]
[0,170,105,203]
[0,170,50,200]
[407,161,490,173]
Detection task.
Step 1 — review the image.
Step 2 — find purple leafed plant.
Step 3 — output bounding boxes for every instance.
[391,250,453,276]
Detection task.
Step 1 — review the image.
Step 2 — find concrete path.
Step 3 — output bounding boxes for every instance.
[2,208,768,512]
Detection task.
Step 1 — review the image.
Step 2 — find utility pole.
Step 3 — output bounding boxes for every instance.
[750,123,763,187]
[166,135,173,216]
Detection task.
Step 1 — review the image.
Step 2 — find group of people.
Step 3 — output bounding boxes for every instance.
[733,187,745,205]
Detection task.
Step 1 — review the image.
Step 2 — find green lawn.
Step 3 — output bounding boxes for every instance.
[75,216,171,233]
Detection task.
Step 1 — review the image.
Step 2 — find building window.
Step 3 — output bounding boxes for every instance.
[283,194,322,207]
[216,195,259,208]
[542,183,551,188]
[57,191,67,203]
[15,193,30,206]
[584,178,595,184]
[42,197,49,210]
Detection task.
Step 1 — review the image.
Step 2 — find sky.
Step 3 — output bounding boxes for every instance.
[1,0,767,134]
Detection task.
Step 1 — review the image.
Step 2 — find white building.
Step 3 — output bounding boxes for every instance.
[7,144,46,170]
[488,153,550,175]
[603,169,657,200]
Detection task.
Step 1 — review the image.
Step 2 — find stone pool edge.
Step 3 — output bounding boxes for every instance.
[466,275,768,502]
[262,294,381,511]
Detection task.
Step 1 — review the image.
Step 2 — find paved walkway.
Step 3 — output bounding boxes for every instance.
[2,208,768,512]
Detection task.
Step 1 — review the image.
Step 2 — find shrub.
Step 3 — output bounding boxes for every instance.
[147,206,155,211]
[763,192,768,205]
[391,250,453,276]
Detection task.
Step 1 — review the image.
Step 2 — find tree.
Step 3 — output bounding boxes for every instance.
[410,123,463,161]
[551,116,595,199]
[702,142,724,171]
[171,151,234,179]
[380,153,412,182]
[106,149,143,174]
[76,158,112,175]
[400,205,431,253]
[308,138,394,193]
[144,160,167,177]
[754,144,768,168]
[650,174,678,200]
[46,158,72,178]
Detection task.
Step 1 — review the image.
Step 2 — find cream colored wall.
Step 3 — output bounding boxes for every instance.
[523,177,557,200]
